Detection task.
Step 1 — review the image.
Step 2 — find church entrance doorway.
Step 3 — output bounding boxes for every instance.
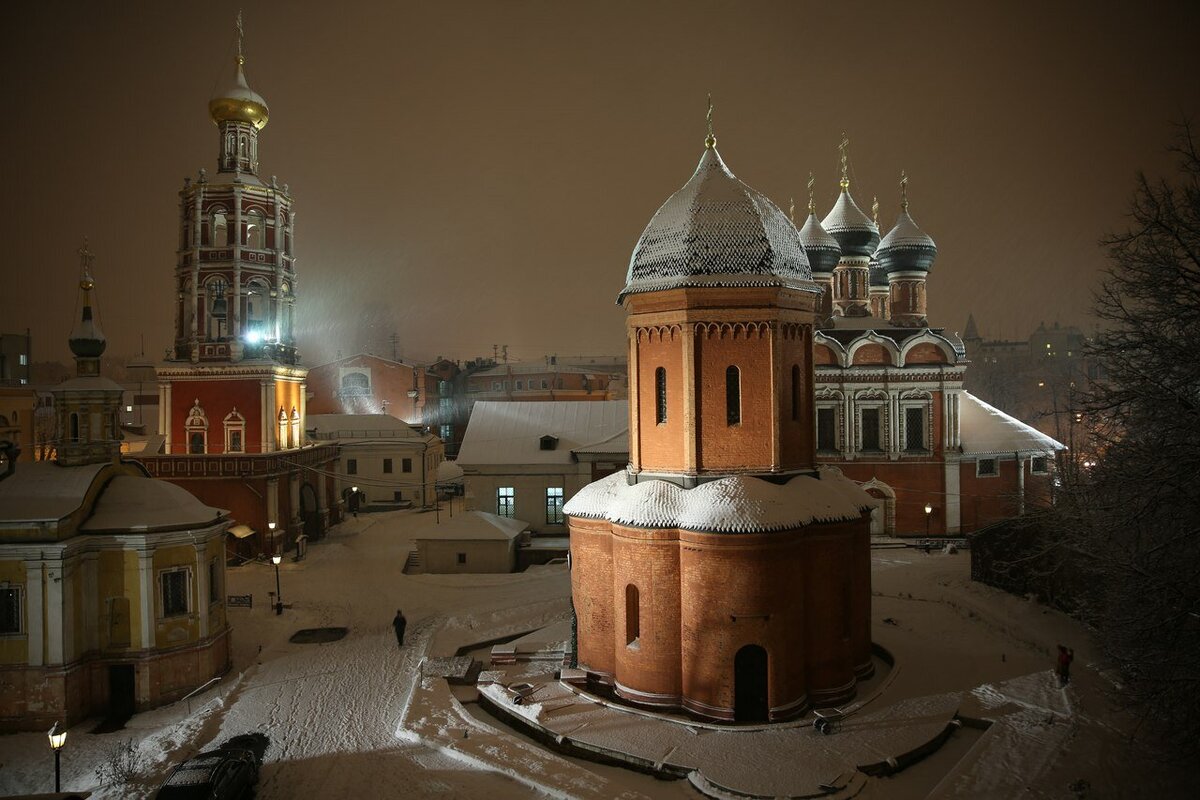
[92,664,136,733]
[300,483,321,541]
[734,644,768,723]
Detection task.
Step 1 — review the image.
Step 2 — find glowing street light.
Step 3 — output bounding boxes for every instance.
[48,721,67,792]
[272,552,283,616]
[924,502,933,538]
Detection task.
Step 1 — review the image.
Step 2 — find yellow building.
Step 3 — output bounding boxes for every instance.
[0,246,231,732]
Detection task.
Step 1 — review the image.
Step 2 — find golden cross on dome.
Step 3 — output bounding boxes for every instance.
[807,171,816,213]
[838,134,850,191]
[900,170,909,210]
[77,238,95,289]
[705,94,716,149]
[872,195,879,226]
[235,9,244,62]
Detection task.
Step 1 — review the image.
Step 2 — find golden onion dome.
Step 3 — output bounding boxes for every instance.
[208,56,269,130]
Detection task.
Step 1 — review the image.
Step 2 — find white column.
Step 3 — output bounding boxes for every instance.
[232,186,243,342]
[138,552,154,650]
[267,382,278,452]
[45,558,64,664]
[25,560,44,666]
[843,393,854,456]
[1017,453,1026,516]
[259,381,270,453]
[299,381,307,446]
[157,383,167,437]
[944,456,961,534]
[195,540,209,638]
[266,478,280,531]
[163,382,173,453]
[289,472,301,529]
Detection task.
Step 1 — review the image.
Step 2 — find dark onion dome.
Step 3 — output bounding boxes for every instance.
[821,188,880,258]
[877,207,937,273]
[869,257,888,287]
[798,212,841,275]
[620,146,816,302]
[69,273,106,358]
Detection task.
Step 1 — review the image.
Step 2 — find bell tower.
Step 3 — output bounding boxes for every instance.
[172,12,298,366]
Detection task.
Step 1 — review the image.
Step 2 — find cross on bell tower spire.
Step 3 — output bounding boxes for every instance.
[705,94,716,150]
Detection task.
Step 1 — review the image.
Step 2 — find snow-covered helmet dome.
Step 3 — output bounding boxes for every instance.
[620,143,816,302]
[821,187,880,259]
[798,211,841,276]
[877,208,937,274]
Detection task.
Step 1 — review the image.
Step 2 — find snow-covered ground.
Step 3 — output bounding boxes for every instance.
[0,508,1190,798]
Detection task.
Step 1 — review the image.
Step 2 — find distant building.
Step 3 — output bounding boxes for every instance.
[465,362,621,402]
[0,331,32,386]
[457,401,627,535]
[307,414,443,509]
[134,32,341,557]
[0,386,35,462]
[0,249,231,732]
[410,511,528,574]
[306,353,428,421]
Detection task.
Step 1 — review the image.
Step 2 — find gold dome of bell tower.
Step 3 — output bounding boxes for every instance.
[208,53,270,130]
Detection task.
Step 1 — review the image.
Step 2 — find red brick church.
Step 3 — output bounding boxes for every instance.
[566,121,875,724]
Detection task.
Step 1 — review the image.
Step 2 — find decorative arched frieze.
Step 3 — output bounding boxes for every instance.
[846,331,902,368]
[900,331,959,366]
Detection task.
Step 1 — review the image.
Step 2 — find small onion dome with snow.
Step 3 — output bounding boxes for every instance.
[821,189,880,258]
[619,146,816,302]
[209,56,270,130]
[798,212,842,275]
[877,208,938,273]
[564,468,874,533]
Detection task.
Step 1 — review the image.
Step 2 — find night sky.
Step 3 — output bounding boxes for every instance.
[4,1,1198,367]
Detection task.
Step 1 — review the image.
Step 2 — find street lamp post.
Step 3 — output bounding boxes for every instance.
[272,553,283,615]
[48,721,67,792]
[268,521,282,615]
[924,502,933,538]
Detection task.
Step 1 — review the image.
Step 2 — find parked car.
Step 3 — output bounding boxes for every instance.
[156,733,267,799]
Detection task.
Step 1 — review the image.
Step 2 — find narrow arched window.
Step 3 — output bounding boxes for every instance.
[625,584,640,645]
[654,367,667,424]
[791,364,800,421]
[726,366,741,426]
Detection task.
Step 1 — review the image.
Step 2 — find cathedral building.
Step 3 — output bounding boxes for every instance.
[135,21,341,556]
[0,250,230,731]
[565,120,875,724]
[799,146,1064,535]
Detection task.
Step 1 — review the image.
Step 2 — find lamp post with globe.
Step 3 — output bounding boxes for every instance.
[48,721,67,792]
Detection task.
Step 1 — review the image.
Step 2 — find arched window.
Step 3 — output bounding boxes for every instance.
[224,407,246,453]
[245,210,265,249]
[243,279,270,342]
[206,278,228,340]
[625,584,640,646]
[184,399,209,454]
[211,211,228,246]
[791,364,800,421]
[278,407,288,450]
[726,366,741,426]
[655,367,667,424]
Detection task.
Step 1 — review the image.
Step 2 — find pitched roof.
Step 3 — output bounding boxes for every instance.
[307,414,434,442]
[412,510,528,541]
[457,401,628,465]
[959,392,1066,455]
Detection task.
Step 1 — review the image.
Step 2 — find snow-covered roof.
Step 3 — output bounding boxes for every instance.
[412,510,527,542]
[470,363,601,378]
[457,401,628,466]
[0,462,227,532]
[436,460,464,484]
[81,475,228,532]
[53,375,125,393]
[959,392,1066,455]
[573,430,628,454]
[307,414,431,442]
[621,147,816,301]
[0,462,108,523]
[564,467,873,533]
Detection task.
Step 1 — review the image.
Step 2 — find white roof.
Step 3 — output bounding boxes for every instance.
[413,510,527,542]
[564,467,873,533]
[82,476,228,532]
[307,414,431,441]
[0,462,108,522]
[959,392,1066,455]
[457,401,628,465]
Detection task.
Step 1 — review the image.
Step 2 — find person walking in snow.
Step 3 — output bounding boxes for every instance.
[1056,644,1074,686]
[393,609,407,648]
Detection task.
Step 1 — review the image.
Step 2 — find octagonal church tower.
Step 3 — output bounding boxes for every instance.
[565,117,875,723]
